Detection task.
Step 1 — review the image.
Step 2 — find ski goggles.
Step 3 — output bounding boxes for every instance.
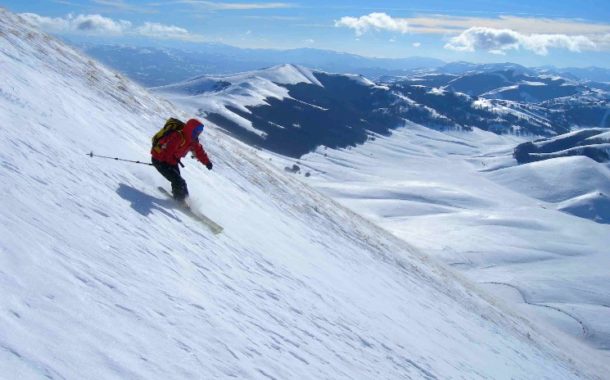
[192,123,204,139]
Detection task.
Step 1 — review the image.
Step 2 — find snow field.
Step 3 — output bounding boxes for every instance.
[293,123,610,360]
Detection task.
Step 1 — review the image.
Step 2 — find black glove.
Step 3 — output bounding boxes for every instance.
[206,162,213,170]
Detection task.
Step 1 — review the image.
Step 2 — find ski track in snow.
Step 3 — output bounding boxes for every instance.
[1,8,609,379]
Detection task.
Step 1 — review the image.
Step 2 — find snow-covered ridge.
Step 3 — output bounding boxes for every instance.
[153,64,324,138]
[515,128,610,164]
[2,8,608,379]
[157,63,323,93]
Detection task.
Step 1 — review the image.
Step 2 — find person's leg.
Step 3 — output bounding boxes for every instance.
[152,159,189,201]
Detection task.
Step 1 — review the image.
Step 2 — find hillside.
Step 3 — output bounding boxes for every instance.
[1,8,608,379]
[514,129,610,164]
[278,123,610,357]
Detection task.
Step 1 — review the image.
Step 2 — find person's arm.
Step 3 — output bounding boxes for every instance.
[192,142,212,169]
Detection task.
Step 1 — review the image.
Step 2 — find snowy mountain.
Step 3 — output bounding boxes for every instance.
[5,8,608,379]
[154,65,413,157]
[154,64,609,158]
[388,65,609,132]
[434,61,533,76]
[542,66,610,84]
[407,61,610,83]
[391,71,609,141]
[399,69,595,103]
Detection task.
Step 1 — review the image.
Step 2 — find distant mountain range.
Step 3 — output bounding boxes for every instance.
[76,43,444,87]
[399,61,610,84]
[152,63,609,157]
[76,43,610,87]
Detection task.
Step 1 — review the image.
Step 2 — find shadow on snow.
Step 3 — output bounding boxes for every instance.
[116,183,179,221]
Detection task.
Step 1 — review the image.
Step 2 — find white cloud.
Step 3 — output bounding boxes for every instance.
[590,33,610,50]
[72,14,132,34]
[334,13,610,52]
[136,22,203,41]
[304,38,315,44]
[412,42,421,48]
[19,13,71,32]
[335,12,409,36]
[521,33,596,55]
[445,27,597,55]
[20,13,131,35]
[397,15,610,36]
[20,12,204,41]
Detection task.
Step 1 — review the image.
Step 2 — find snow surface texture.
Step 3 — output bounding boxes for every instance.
[1,9,608,379]
[287,123,610,358]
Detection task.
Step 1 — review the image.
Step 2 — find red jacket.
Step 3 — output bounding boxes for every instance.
[151,121,211,166]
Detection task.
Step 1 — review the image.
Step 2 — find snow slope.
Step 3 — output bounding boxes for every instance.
[488,156,610,203]
[288,123,610,358]
[153,64,323,137]
[1,9,608,379]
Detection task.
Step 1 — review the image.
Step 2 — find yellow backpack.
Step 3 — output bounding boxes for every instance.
[152,118,185,153]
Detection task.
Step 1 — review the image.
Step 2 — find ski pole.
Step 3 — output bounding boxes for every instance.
[86,152,153,166]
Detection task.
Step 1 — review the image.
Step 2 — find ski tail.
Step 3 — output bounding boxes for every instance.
[158,187,223,234]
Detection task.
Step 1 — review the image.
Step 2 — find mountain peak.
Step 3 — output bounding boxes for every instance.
[258,63,323,87]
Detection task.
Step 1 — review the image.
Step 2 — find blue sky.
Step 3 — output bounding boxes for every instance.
[3,0,610,67]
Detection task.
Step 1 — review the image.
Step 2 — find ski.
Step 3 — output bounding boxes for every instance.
[158,187,224,234]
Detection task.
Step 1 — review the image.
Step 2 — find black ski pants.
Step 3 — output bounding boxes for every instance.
[152,158,188,200]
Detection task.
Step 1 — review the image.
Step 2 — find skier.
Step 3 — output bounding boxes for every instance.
[151,118,213,202]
